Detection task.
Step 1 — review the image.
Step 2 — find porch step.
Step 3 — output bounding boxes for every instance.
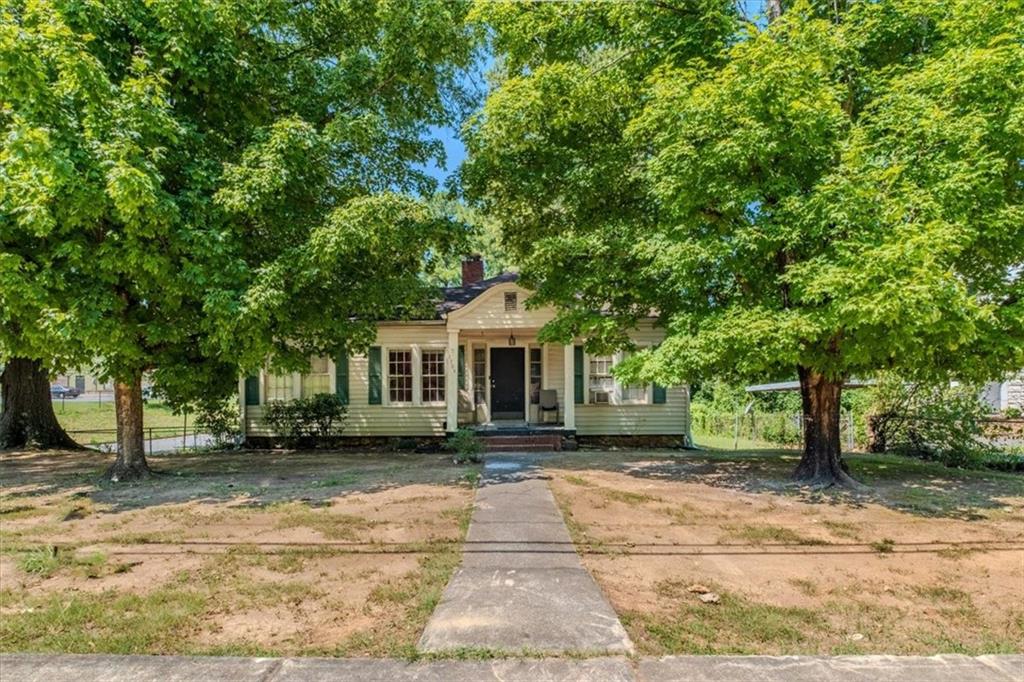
[480,434,563,452]
[486,443,558,452]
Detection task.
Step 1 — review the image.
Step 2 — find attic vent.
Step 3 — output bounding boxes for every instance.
[504,292,518,311]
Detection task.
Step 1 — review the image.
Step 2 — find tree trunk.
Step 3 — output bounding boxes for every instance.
[106,374,150,481]
[0,357,79,449]
[765,0,784,22]
[792,367,860,487]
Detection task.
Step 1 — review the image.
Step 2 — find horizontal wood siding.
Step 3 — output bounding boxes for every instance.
[576,385,689,435]
[447,283,557,331]
[245,324,447,437]
[242,317,690,438]
[573,325,689,436]
[545,343,566,407]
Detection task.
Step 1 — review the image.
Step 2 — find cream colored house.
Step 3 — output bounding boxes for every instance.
[239,258,690,443]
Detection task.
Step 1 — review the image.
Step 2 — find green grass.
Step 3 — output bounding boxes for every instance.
[17,547,63,577]
[912,585,972,605]
[870,538,896,553]
[725,524,828,546]
[272,503,379,540]
[53,399,197,443]
[598,487,661,506]
[821,519,861,539]
[0,587,207,654]
[788,578,820,596]
[327,546,465,658]
[693,433,799,452]
[16,547,108,578]
[0,499,50,521]
[627,577,1023,656]
[309,474,360,488]
[441,504,474,535]
[630,581,827,654]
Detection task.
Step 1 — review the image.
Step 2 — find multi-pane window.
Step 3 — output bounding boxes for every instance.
[529,347,542,404]
[421,350,445,403]
[504,292,517,311]
[589,355,614,404]
[388,350,413,403]
[266,372,293,402]
[302,356,331,397]
[620,351,648,403]
[473,348,487,405]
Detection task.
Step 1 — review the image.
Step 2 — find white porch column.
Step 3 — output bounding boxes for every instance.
[237,376,247,439]
[563,343,576,430]
[446,330,459,433]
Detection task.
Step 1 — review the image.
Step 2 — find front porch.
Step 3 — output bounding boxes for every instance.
[467,421,573,452]
[469,421,574,436]
[443,327,578,435]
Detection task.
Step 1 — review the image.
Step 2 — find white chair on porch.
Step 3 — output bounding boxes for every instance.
[539,389,559,424]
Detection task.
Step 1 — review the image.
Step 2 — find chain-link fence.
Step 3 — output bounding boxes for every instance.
[67,426,210,455]
[692,410,860,451]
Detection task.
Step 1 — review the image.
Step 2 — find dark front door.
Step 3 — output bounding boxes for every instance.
[490,348,525,420]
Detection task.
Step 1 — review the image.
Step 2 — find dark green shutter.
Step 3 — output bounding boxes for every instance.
[368,347,382,405]
[573,345,584,404]
[335,355,349,405]
[244,376,260,406]
[458,345,465,390]
[652,383,667,404]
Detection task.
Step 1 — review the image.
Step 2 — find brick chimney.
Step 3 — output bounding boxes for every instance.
[461,255,484,287]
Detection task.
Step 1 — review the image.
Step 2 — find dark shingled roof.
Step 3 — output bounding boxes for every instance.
[438,272,519,315]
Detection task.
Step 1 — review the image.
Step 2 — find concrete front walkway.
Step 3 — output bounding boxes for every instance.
[418,455,633,653]
[2,654,1021,681]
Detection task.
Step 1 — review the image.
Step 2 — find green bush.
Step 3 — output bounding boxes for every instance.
[264,393,347,444]
[980,448,1024,472]
[448,428,483,464]
[194,400,241,448]
[757,414,803,446]
[868,376,997,469]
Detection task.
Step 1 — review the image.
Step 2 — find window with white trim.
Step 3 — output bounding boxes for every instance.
[265,372,293,402]
[620,350,649,404]
[301,356,331,397]
[529,347,542,404]
[473,347,487,404]
[589,355,614,404]
[421,349,445,403]
[388,350,413,403]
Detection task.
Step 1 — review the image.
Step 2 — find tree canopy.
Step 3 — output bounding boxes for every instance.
[1,0,477,472]
[464,0,1024,484]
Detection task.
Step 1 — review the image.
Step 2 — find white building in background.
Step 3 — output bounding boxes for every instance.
[981,370,1024,413]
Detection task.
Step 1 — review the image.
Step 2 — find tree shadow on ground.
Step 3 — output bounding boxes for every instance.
[543,447,1024,520]
[0,448,481,514]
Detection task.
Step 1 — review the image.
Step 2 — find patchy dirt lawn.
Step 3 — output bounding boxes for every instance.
[0,449,479,657]
[547,449,1024,656]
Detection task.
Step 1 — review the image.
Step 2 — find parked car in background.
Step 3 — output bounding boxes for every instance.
[50,384,81,399]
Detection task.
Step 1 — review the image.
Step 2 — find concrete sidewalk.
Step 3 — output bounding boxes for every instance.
[1,654,1020,681]
[418,456,632,653]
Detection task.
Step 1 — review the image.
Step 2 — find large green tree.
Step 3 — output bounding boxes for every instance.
[425,200,514,286]
[1,0,475,478]
[464,0,1024,486]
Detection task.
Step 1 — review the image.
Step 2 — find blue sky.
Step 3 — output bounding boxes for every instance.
[422,51,492,185]
[423,124,469,185]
